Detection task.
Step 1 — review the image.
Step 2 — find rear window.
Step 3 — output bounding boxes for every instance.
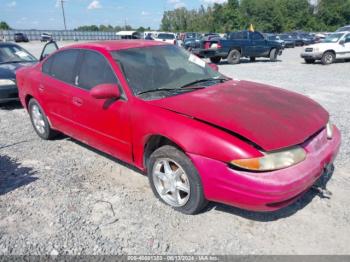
[49,50,79,84]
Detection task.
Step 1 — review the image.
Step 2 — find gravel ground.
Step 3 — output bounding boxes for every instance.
[1,41,350,255]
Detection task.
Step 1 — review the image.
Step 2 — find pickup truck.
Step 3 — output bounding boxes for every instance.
[194,30,283,64]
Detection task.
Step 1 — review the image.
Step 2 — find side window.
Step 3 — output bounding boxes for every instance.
[345,34,350,43]
[78,50,118,91]
[50,50,80,84]
[252,32,264,40]
[42,56,53,74]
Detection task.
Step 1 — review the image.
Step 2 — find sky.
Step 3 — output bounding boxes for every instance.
[1,0,228,30]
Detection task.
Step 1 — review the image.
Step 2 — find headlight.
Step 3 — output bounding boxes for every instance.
[0,79,15,86]
[326,120,333,139]
[230,146,306,172]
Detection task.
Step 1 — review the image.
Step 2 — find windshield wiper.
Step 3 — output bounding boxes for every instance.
[137,87,204,96]
[180,77,229,89]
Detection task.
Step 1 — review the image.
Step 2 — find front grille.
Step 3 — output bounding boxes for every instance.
[305,48,313,52]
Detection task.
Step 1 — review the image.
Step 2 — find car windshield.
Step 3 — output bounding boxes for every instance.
[112,45,223,99]
[0,45,37,64]
[157,34,175,40]
[323,33,344,43]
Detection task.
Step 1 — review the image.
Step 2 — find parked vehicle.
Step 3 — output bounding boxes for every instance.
[116,31,141,40]
[0,42,37,103]
[278,34,296,48]
[265,34,285,48]
[16,40,340,214]
[40,33,53,42]
[154,33,177,45]
[336,25,350,32]
[195,30,283,64]
[14,33,29,43]
[301,31,350,65]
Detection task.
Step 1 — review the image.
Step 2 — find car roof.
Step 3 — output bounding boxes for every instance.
[65,40,169,51]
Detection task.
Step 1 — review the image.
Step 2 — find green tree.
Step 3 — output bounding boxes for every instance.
[0,21,11,30]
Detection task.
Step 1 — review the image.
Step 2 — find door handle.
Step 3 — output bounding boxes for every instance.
[72,97,83,107]
[38,84,45,92]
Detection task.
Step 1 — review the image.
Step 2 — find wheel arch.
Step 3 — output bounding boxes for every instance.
[143,134,185,169]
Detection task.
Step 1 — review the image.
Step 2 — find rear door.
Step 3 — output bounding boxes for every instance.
[68,49,132,163]
[40,49,81,136]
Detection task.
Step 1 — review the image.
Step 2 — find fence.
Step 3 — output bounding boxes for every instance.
[0,29,119,41]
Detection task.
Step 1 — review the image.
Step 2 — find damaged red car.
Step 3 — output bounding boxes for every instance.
[16,41,341,214]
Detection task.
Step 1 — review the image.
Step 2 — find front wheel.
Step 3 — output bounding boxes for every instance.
[28,99,58,140]
[147,145,208,215]
[210,56,221,64]
[321,51,335,65]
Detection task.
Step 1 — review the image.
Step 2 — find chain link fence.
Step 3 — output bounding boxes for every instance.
[0,29,119,41]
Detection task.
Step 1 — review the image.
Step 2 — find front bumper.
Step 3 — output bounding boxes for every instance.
[301,52,323,60]
[0,84,19,103]
[189,127,341,211]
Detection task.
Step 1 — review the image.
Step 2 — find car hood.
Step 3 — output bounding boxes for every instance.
[0,62,35,79]
[147,80,328,151]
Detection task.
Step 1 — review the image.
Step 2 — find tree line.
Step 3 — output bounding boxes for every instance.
[161,0,350,33]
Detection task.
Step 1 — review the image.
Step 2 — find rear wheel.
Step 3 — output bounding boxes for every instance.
[269,48,278,62]
[28,99,58,140]
[147,145,208,215]
[304,58,315,64]
[227,49,241,64]
[321,51,335,65]
[210,56,221,64]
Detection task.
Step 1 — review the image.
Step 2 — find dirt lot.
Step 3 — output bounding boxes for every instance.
[1,41,350,255]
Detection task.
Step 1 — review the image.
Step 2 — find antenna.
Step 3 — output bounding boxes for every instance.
[60,0,67,30]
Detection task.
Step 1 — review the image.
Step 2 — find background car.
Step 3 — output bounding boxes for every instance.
[154,33,177,44]
[278,34,296,48]
[0,42,37,103]
[301,31,350,64]
[40,33,53,42]
[336,25,350,32]
[14,33,29,43]
[197,30,283,64]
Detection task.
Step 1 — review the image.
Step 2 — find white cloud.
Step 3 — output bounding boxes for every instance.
[168,0,185,9]
[87,0,102,10]
[202,0,227,4]
[7,1,16,8]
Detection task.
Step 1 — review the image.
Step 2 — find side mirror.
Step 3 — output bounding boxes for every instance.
[208,63,219,72]
[90,84,121,100]
[339,40,345,45]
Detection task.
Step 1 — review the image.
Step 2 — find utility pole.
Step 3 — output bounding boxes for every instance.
[60,0,67,30]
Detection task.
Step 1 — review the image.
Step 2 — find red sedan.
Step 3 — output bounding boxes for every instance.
[16,40,340,214]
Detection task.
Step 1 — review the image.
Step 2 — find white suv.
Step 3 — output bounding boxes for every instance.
[301,32,350,65]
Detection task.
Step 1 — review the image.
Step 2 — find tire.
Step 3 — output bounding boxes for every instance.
[321,51,335,65]
[250,57,256,62]
[28,99,58,140]
[227,49,241,64]
[304,58,315,64]
[269,48,278,62]
[147,145,208,215]
[210,56,221,64]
